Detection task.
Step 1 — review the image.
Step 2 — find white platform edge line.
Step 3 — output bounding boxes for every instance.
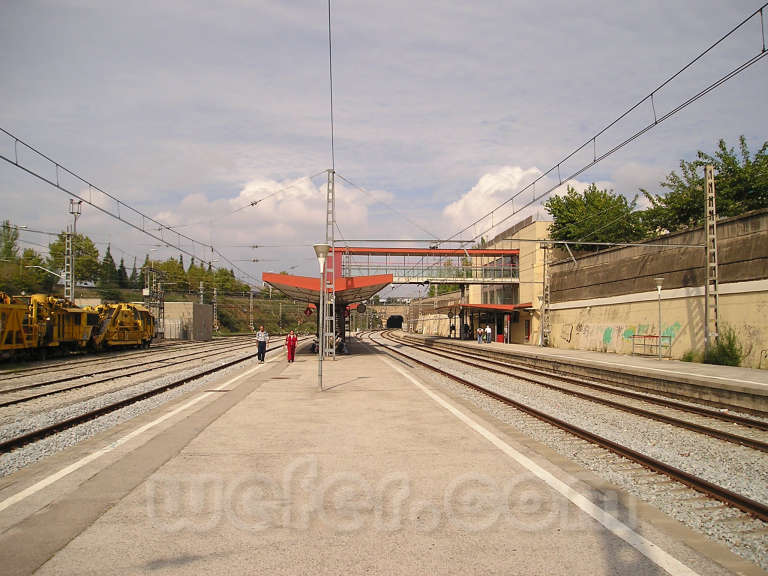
[383,357,702,576]
[0,359,269,514]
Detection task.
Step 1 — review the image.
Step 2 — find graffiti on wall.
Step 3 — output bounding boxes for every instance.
[564,321,682,352]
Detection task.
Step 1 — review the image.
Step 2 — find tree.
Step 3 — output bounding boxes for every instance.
[47,232,100,282]
[544,184,645,250]
[156,257,186,290]
[138,255,150,288]
[99,245,119,287]
[19,248,55,293]
[97,245,120,301]
[187,259,206,294]
[1,220,19,260]
[642,136,768,233]
[129,257,138,288]
[117,258,129,288]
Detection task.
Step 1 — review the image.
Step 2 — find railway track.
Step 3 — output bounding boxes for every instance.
[0,338,266,406]
[0,337,249,382]
[0,338,306,455]
[389,332,768,452]
[370,331,768,524]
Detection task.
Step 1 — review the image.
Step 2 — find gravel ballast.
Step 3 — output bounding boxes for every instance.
[371,336,768,570]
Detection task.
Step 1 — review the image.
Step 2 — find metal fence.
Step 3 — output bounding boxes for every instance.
[631,334,672,358]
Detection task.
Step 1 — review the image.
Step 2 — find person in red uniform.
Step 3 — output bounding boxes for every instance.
[285,330,298,363]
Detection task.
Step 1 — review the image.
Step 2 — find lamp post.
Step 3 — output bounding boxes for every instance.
[655,277,664,360]
[313,243,330,391]
[25,265,63,279]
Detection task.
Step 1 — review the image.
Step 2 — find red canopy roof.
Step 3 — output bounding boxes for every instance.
[262,272,392,306]
[461,302,533,312]
[337,247,519,257]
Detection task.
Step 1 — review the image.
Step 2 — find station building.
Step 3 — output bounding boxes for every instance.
[413,215,551,345]
[413,208,768,368]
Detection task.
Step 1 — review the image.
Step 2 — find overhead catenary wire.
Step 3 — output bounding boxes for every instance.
[0,127,213,259]
[167,170,327,230]
[9,223,145,265]
[0,129,263,286]
[336,173,441,240]
[465,47,768,246]
[446,2,768,245]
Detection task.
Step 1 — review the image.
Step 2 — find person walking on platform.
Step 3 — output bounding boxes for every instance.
[476,327,483,344]
[256,325,269,363]
[285,329,298,363]
[485,324,492,343]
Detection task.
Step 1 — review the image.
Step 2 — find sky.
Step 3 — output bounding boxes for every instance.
[1,0,766,295]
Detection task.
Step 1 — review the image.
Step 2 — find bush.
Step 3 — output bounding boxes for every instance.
[681,350,696,362]
[702,325,743,366]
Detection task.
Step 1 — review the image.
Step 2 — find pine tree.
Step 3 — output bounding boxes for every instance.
[138,255,150,289]
[129,257,138,287]
[99,245,119,287]
[117,257,129,288]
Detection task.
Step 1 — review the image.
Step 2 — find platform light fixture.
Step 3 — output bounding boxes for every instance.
[313,243,330,391]
[655,277,664,361]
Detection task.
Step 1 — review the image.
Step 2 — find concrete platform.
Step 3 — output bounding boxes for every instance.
[0,340,763,575]
[403,332,768,413]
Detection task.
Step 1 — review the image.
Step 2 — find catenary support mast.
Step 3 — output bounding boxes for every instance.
[704,164,720,353]
[325,169,336,358]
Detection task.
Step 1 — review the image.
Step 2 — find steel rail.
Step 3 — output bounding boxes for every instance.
[401,333,768,423]
[0,338,238,381]
[371,332,768,523]
[0,338,307,454]
[0,339,269,407]
[0,337,252,384]
[0,338,260,396]
[392,333,768,437]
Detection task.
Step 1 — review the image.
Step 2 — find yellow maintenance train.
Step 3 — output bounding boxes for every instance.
[0,293,155,360]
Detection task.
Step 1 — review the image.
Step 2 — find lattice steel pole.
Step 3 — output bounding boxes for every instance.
[67,199,82,303]
[540,243,551,347]
[63,226,73,302]
[325,169,336,358]
[704,164,720,353]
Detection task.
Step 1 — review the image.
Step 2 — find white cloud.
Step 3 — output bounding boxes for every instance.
[443,166,541,225]
[442,166,609,240]
[2,1,765,286]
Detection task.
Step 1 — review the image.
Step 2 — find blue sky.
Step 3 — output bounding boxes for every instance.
[1,0,766,290]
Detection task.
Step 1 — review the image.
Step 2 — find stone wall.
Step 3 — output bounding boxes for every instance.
[549,210,768,368]
[550,209,768,302]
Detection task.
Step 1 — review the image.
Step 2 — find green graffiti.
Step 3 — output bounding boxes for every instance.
[662,321,682,339]
[622,327,636,340]
[637,324,649,335]
[603,327,613,344]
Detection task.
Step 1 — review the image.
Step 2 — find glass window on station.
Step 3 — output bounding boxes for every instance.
[481,254,519,279]
[481,284,519,305]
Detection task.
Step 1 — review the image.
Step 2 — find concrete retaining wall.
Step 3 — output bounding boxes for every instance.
[164,301,213,341]
[550,209,768,302]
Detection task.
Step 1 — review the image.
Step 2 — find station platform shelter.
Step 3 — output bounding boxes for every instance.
[458,302,536,343]
[262,271,392,343]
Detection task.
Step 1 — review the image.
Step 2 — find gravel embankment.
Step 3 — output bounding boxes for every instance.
[0,350,264,478]
[376,339,768,570]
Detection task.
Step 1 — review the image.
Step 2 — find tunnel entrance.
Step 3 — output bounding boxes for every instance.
[386,315,404,329]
